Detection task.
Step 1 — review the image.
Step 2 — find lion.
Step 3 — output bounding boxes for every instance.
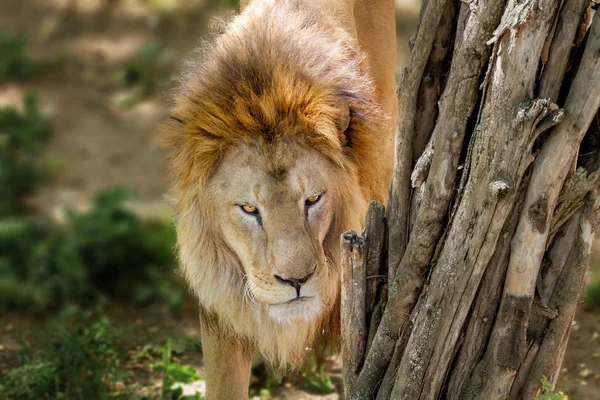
[165,0,397,398]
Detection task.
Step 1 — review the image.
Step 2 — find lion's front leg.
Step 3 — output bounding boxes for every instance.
[200,312,252,400]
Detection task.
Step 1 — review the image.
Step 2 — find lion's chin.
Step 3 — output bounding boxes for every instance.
[266,296,322,324]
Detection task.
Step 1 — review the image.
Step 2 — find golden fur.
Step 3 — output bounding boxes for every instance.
[165,0,394,395]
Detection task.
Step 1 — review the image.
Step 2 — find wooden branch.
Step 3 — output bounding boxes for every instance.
[365,294,384,355]
[539,0,590,101]
[504,12,600,299]
[387,0,562,396]
[395,101,559,397]
[549,167,600,244]
[522,189,600,397]
[362,202,386,352]
[350,0,449,396]
[413,0,456,163]
[375,326,412,400]
[386,0,448,284]
[538,211,581,305]
[340,231,366,396]
[389,0,575,395]
[511,208,584,397]
[465,12,600,399]
[408,183,425,236]
[341,1,600,398]
[353,0,522,396]
[411,135,434,188]
[446,175,529,400]
[504,212,579,397]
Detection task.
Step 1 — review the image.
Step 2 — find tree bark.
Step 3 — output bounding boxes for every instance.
[341,0,600,399]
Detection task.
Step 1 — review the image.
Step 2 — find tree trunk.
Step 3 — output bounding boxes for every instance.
[340,0,600,399]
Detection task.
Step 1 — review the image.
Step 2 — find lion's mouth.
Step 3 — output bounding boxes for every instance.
[280,296,313,305]
[267,295,322,323]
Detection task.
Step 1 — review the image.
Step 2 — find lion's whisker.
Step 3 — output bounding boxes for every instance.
[241,273,259,308]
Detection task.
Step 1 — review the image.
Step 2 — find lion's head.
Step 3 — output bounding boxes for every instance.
[166,0,386,364]
[208,141,344,323]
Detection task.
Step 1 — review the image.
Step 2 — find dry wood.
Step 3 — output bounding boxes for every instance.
[361,202,387,354]
[340,1,600,399]
[445,174,529,399]
[549,167,600,243]
[413,0,456,164]
[465,11,600,399]
[350,0,449,396]
[504,9,600,301]
[411,137,434,188]
[375,324,412,400]
[522,203,593,396]
[539,0,591,101]
[409,0,457,241]
[513,189,600,397]
[362,202,387,331]
[340,231,366,395]
[354,0,514,395]
[387,0,447,285]
[538,210,582,305]
[390,0,563,394]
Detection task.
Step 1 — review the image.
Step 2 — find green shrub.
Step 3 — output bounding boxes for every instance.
[0,218,88,311]
[118,42,171,107]
[0,188,179,312]
[0,311,128,400]
[0,95,178,312]
[0,94,51,217]
[63,188,175,293]
[585,277,600,312]
[0,31,43,82]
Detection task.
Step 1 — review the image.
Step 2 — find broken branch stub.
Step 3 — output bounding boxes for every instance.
[340,231,366,395]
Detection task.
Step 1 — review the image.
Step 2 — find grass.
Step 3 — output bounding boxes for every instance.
[0,98,178,313]
[0,309,126,400]
[0,310,206,400]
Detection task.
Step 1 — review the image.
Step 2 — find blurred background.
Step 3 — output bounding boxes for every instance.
[0,0,598,399]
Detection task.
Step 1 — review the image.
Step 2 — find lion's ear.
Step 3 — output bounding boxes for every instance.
[335,90,360,147]
[339,107,350,134]
[339,106,351,147]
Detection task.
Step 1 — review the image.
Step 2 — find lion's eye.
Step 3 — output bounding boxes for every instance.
[306,194,321,205]
[241,204,258,214]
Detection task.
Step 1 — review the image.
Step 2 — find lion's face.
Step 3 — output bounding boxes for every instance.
[206,140,340,324]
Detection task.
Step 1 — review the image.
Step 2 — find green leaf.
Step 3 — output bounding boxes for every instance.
[165,363,201,384]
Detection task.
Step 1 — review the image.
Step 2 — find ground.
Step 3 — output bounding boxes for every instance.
[0,0,598,399]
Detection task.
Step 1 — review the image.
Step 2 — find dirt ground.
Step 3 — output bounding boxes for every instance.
[1,0,599,399]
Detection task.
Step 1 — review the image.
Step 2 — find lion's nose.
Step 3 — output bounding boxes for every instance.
[274,271,314,296]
